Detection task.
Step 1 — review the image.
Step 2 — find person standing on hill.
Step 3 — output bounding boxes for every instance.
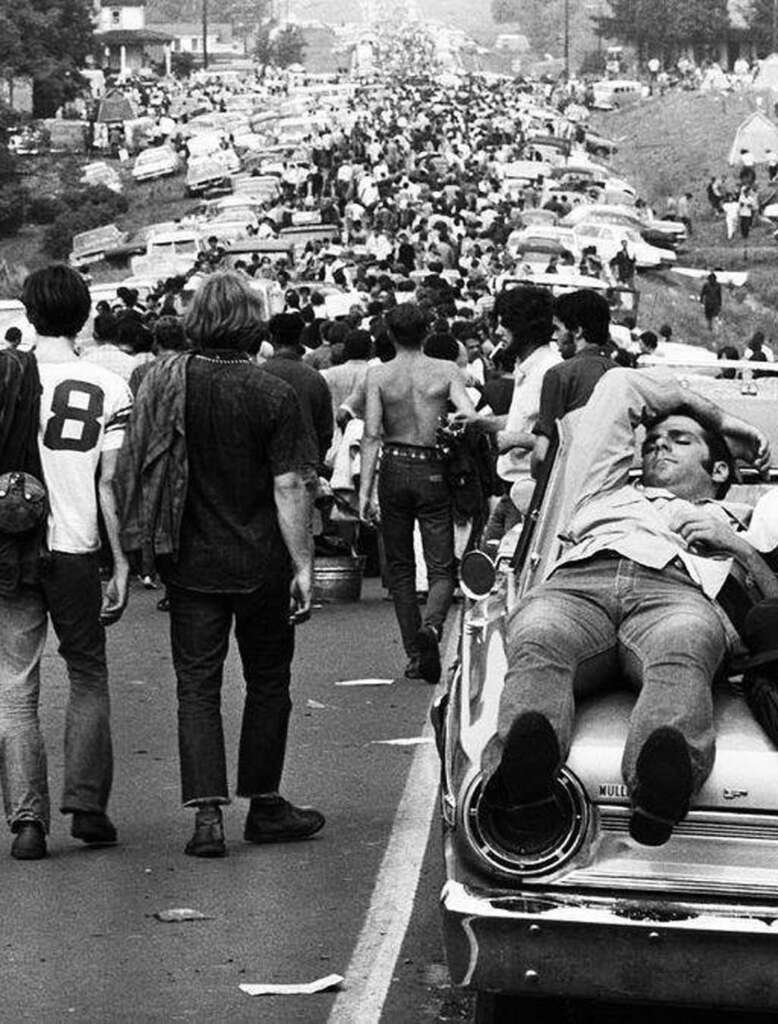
[700,272,723,332]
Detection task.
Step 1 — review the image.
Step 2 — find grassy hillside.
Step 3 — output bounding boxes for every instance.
[592,90,778,351]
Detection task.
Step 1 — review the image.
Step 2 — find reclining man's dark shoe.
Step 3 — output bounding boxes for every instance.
[185,804,226,858]
[11,820,47,861]
[244,797,325,844]
[482,712,564,854]
[71,812,117,846]
[630,727,694,847]
[415,625,441,684]
[497,711,561,806]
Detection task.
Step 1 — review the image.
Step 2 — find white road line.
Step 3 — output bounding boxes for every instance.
[326,621,459,1024]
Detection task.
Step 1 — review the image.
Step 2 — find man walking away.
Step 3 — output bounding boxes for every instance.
[115,272,323,857]
[700,272,722,332]
[359,302,480,684]
[0,265,131,860]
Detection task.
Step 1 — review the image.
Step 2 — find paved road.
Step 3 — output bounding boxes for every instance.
[0,578,472,1024]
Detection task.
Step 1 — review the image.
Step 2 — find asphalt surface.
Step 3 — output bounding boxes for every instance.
[0,577,472,1024]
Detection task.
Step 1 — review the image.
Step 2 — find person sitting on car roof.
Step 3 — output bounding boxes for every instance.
[482,366,774,850]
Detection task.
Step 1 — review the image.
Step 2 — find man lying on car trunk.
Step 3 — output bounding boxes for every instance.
[483,367,775,848]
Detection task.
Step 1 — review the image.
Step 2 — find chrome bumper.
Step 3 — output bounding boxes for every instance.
[441,877,778,1009]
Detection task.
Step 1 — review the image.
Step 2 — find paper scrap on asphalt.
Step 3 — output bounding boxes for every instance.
[154,908,212,923]
[370,737,435,747]
[335,678,394,687]
[306,699,328,709]
[239,973,344,996]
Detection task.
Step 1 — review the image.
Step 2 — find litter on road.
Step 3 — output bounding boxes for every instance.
[335,678,394,687]
[239,973,344,996]
[370,737,435,747]
[153,908,212,923]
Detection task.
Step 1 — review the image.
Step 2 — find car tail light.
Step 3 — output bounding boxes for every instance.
[462,768,592,882]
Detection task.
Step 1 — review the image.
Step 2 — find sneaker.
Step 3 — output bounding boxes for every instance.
[185,806,226,858]
[11,821,47,861]
[415,625,441,684]
[71,812,117,846]
[244,797,325,844]
[629,727,693,847]
[141,575,157,590]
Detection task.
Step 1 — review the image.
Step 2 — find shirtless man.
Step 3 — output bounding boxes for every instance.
[359,302,479,683]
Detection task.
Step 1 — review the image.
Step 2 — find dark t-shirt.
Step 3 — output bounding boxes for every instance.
[261,352,334,467]
[163,351,308,593]
[533,347,614,439]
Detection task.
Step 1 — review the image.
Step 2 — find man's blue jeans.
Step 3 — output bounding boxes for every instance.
[484,556,729,795]
[0,553,112,833]
[378,449,455,659]
[167,581,294,806]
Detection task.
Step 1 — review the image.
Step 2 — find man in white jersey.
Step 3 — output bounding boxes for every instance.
[0,265,131,860]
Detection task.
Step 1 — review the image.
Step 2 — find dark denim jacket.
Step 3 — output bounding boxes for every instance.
[114,353,191,564]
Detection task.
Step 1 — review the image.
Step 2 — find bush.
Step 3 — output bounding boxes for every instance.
[27,195,67,224]
[60,184,129,217]
[0,183,26,237]
[42,201,122,261]
[171,52,196,79]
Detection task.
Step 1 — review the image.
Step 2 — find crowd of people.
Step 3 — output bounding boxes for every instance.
[1,61,778,865]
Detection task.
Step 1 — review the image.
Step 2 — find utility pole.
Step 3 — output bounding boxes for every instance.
[202,0,209,69]
[773,0,778,54]
[564,0,570,78]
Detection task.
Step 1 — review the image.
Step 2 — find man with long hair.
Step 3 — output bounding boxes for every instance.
[116,272,323,857]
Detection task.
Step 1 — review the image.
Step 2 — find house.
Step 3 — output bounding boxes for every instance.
[150,22,250,61]
[94,0,174,77]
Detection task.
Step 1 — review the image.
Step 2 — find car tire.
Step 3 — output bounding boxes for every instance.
[474,993,579,1024]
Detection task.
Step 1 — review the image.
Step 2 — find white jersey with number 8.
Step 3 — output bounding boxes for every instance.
[37,361,132,554]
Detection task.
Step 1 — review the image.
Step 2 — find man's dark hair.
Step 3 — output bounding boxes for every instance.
[93,310,118,344]
[22,265,91,339]
[386,302,429,350]
[152,316,188,352]
[645,405,736,499]
[117,317,152,355]
[553,289,610,348]
[269,312,304,350]
[344,329,371,361]
[639,330,658,352]
[4,326,22,348]
[495,285,553,349]
[424,332,459,362]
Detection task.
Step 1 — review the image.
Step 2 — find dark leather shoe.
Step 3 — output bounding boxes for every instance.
[630,727,693,846]
[71,812,117,846]
[185,807,226,858]
[415,625,441,684]
[244,798,325,844]
[11,821,47,861]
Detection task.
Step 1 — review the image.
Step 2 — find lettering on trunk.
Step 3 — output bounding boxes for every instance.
[599,783,629,798]
[723,788,748,801]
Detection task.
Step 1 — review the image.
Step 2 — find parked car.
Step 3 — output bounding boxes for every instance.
[132,146,179,182]
[572,223,676,268]
[563,204,687,249]
[437,365,778,1022]
[69,224,127,269]
[130,228,204,278]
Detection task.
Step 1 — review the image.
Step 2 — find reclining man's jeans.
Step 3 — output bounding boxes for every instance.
[168,581,294,806]
[0,552,112,833]
[484,556,729,795]
[378,450,455,659]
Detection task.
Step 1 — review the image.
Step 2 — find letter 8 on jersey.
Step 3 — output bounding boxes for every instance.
[43,380,104,453]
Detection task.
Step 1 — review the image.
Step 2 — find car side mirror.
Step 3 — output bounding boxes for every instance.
[460,549,496,600]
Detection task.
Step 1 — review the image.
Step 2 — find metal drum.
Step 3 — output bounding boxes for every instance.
[312,555,366,603]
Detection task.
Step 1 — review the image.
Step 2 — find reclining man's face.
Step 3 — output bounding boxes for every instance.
[642,414,729,501]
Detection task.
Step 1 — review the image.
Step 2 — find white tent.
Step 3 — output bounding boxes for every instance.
[728,110,778,164]
[753,53,778,92]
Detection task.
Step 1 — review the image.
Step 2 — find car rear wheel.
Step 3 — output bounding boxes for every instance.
[474,992,577,1024]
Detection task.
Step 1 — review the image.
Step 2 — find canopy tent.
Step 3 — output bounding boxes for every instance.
[753,53,778,92]
[96,88,136,124]
[728,111,778,164]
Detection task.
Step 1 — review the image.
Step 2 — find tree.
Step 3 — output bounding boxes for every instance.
[747,0,778,54]
[254,23,306,71]
[0,0,93,117]
[597,0,729,61]
[491,0,521,22]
